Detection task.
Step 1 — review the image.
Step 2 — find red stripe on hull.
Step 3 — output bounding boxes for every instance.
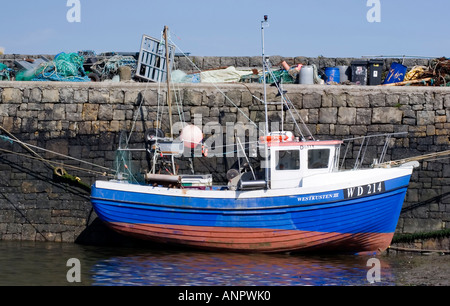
[106,222,394,254]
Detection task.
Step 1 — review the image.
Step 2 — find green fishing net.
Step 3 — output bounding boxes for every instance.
[16,52,90,82]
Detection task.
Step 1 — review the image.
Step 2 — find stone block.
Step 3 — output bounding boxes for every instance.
[82,103,99,121]
[74,89,88,103]
[435,136,450,145]
[307,109,318,123]
[52,104,66,120]
[202,57,221,70]
[369,93,385,107]
[142,90,159,106]
[236,57,251,67]
[356,108,371,125]
[110,90,124,103]
[332,93,347,107]
[112,109,126,121]
[303,93,321,108]
[59,88,74,103]
[124,90,140,104]
[444,94,450,108]
[338,107,356,124]
[89,89,110,104]
[319,108,337,124]
[335,125,349,135]
[372,107,402,124]
[191,106,210,118]
[98,104,113,121]
[316,124,330,135]
[350,125,367,135]
[183,89,203,106]
[28,88,42,103]
[417,111,435,126]
[1,88,22,103]
[409,93,424,105]
[42,89,59,102]
[66,104,82,121]
[220,57,237,67]
[347,92,370,108]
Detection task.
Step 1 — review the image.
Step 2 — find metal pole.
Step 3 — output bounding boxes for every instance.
[261,15,270,188]
[163,26,173,140]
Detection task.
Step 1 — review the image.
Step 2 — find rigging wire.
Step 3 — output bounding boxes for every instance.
[265,67,314,140]
[0,134,114,174]
[168,34,264,135]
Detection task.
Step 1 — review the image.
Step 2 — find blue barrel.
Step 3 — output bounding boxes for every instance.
[325,67,340,84]
[383,62,407,84]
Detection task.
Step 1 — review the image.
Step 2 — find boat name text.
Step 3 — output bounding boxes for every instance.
[344,181,385,199]
[297,192,340,202]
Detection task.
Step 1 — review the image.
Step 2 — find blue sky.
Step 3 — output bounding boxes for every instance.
[1,0,448,58]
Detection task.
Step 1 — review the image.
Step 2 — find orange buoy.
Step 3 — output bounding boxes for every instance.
[259,132,294,143]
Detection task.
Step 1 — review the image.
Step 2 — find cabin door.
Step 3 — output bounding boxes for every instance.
[270,148,302,189]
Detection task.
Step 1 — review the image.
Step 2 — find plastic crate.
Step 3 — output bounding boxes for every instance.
[136,34,175,82]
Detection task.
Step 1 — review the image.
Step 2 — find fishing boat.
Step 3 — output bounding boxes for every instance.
[90,18,417,254]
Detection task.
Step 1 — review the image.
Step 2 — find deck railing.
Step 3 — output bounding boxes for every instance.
[339,132,408,170]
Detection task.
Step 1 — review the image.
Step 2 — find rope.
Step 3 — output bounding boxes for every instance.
[0,126,54,170]
[388,246,450,254]
[0,147,113,178]
[0,190,48,241]
[168,35,261,132]
[402,191,450,213]
[0,135,113,172]
[0,126,115,191]
[265,67,314,140]
[375,150,450,168]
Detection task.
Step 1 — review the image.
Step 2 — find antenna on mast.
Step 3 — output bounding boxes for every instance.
[261,15,270,189]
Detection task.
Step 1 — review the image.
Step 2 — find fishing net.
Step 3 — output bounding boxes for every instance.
[114,149,134,182]
[33,52,90,82]
[264,69,294,84]
[16,52,90,82]
[90,55,137,80]
[0,63,10,80]
[113,132,144,184]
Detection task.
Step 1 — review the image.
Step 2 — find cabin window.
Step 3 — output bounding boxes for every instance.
[308,149,330,169]
[275,150,300,170]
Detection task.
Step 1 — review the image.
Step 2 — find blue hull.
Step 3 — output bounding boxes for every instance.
[90,173,411,253]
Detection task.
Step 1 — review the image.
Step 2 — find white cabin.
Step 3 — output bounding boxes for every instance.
[266,139,342,189]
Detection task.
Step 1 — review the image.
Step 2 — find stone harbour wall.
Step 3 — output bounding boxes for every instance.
[0,80,449,244]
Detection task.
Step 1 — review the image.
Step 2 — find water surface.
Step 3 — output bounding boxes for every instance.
[0,241,447,286]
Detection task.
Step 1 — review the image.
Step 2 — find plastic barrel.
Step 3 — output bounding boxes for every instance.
[383,62,407,84]
[325,67,340,84]
[299,65,314,84]
[337,66,350,83]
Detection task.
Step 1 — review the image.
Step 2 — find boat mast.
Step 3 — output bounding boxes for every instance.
[163,26,173,139]
[261,15,269,137]
[261,15,270,188]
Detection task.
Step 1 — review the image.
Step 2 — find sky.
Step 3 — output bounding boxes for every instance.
[1,0,449,58]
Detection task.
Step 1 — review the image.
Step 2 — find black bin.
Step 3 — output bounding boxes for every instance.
[351,60,368,85]
[368,59,384,85]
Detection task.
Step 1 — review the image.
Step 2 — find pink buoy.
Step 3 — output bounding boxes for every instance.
[180,125,203,148]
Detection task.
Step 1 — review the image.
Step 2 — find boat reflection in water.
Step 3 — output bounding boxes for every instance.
[90,251,394,286]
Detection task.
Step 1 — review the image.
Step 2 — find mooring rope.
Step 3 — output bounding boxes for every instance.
[0,126,115,192]
[388,246,450,254]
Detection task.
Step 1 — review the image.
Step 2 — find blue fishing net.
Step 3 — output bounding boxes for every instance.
[30,52,90,82]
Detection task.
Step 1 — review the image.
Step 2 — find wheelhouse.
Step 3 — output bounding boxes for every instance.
[266,139,342,189]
